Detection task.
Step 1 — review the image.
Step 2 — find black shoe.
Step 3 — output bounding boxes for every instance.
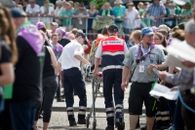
[77,119,86,124]
[77,118,86,124]
[69,121,77,127]
[105,125,114,130]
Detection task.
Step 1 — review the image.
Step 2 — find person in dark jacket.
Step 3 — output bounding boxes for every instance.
[10,8,44,130]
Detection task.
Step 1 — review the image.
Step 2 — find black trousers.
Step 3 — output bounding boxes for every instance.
[35,76,58,122]
[63,68,87,121]
[0,100,12,130]
[103,69,124,126]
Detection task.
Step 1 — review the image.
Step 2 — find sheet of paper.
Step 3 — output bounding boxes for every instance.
[165,54,186,68]
[165,39,195,68]
[150,83,179,100]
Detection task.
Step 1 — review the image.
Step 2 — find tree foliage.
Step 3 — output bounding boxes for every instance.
[75,0,107,9]
[90,0,107,9]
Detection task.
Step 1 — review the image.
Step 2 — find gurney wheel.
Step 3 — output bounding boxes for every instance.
[86,114,90,128]
[92,119,96,130]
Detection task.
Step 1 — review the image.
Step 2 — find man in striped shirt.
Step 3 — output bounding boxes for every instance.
[145,0,166,27]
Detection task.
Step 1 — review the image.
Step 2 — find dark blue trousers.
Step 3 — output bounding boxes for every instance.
[10,100,37,130]
[63,68,87,122]
[103,69,124,126]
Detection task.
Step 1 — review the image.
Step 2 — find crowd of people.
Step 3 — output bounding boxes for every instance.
[0,0,195,130]
[12,0,193,37]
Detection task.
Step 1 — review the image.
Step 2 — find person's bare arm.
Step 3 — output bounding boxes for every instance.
[93,58,101,76]
[0,63,14,86]
[74,55,90,65]
[121,66,131,91]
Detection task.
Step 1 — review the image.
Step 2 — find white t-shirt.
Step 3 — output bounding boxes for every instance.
[124,7,141,29]
[26,4,40,24]
[58,40,84,70]
[54,7,63,16]
[40,5,54,15]
[40,5,54,24]
[26,4,40,15]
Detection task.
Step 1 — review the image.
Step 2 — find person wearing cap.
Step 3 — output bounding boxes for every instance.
[10,7,27,19]
[58,31,90,127]
[10,7,44,130]
[122,27,165,130]
[94,24,128,130]
[159,19,195,130]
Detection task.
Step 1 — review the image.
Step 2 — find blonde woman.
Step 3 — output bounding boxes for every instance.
[130,30,142,45]
[0,4,17,130]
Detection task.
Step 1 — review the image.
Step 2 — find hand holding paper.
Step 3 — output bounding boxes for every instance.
[150,83,179,100]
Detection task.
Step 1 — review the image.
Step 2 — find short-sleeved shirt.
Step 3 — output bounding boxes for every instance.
[147,3,166,26]
[124,8,140,29]
[112,5,126,17]
[59,8,74,26]
[26,4,40,24]
[123,44,165,83]
[58,39,84,70]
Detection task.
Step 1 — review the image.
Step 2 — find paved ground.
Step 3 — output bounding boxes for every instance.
[37,112,145,130]
[36,82,146,130]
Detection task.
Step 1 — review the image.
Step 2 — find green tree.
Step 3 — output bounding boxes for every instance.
[91,0,107,9]
[76,0,107,9]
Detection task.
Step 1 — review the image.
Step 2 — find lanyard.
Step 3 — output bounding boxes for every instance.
[136,44,155,64]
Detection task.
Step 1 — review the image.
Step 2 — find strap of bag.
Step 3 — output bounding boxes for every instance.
[129,63,138,82]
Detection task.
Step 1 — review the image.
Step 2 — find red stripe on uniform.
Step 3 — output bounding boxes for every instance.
[102,45,124,52]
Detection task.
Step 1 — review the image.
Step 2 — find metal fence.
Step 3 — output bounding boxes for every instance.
[27,15,189,37]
